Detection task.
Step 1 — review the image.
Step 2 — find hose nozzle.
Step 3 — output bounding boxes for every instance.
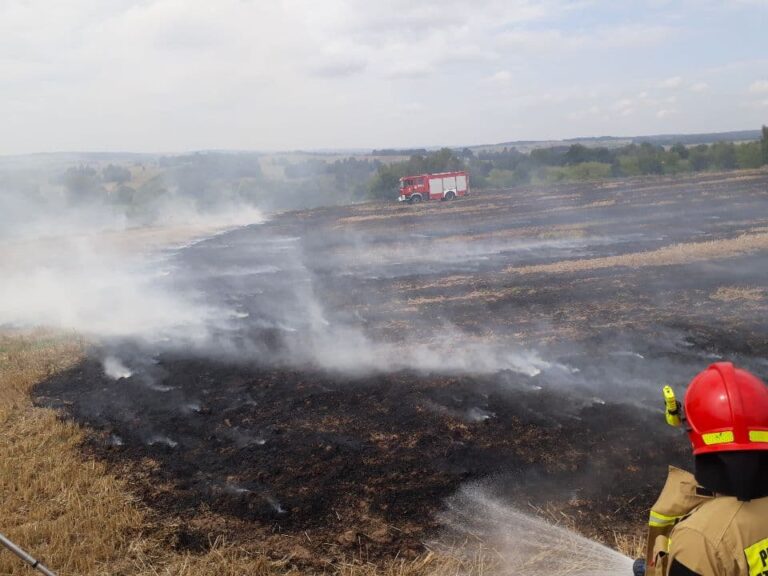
[663,385,682,427]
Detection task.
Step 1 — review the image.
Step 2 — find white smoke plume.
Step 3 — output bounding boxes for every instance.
[102,356,133,380]
[0,234,226,343]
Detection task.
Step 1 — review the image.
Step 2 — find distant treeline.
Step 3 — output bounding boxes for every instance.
[54,152,385,221]
[366,126,768,199]
[38,127,768,218]
[498,129,762,148]
[371,148,429,156]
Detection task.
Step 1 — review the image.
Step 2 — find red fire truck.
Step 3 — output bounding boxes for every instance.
[397,170,470,203]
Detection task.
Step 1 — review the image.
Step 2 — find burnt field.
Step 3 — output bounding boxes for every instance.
[35,170,768,566]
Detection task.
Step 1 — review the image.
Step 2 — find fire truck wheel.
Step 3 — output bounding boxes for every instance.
[445,191,456,201]
[410,195,422,204]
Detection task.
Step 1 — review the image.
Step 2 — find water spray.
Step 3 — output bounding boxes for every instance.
[435,486,633,576]
[0,533,58,576]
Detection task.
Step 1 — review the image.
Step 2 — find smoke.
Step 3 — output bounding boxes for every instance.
[301,324,556,376]
[0,153,269,241]
[103,356,133,380]
[434,484,633,576]
[6,156,767,409]
[0,155,266,346]
[0,234,225,342]
[126,221,580,382]
[3,192,740,406]
[1,154,564,384]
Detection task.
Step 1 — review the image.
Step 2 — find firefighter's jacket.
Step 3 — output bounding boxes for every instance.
[646,466,768,576]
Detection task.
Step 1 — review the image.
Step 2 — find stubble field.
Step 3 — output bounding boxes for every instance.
[4,169,768,574]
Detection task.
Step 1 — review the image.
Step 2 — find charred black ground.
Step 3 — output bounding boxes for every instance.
[35,170,768,566]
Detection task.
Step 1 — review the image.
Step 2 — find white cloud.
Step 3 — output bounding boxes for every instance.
[594,24,675,48]
[487,70,513,86]
[749,80,768,94]
[660,76,683,88]
[496,23,674,54]
[612,98,635,117]
[0,0,764,152]
[310,55,367,77]
[568,105,602,121]
[497,28,574,52]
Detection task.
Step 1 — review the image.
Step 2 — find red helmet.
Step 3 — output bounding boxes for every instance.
[684,362,768,455]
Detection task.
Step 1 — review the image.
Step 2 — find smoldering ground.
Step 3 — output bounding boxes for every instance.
[28,171,768,567]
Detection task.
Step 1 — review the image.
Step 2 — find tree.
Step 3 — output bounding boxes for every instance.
[637,145,664,174]
[368,166,403,200]
[670,143,689,159]
[761,125,768,165]
[564,144,590,165]
[102,164,132,184]
[736,142,763,169]
[688,145,712,171]
[530,146,568,166]
[112,184,137,205]
[710,142,737,170]
[60,165,105,204]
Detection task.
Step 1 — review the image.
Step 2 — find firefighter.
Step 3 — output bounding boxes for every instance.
[639,362,768,576]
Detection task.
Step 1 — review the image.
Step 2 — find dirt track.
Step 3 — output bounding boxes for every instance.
[36,170,768,567]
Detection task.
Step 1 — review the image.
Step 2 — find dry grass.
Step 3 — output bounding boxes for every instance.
[0,330,144,576]
[510,232,768,275]
[439,223,587,244]
[710,286,765,302]
[407,287,524,306]
[612,532,645,560]
[337,202,508,225]
[582,199,616,209]
[336,550,494,576]
[0,330,291,576]
[126,538,295,576]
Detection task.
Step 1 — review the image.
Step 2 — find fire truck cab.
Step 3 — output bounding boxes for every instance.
[397,170,469,203]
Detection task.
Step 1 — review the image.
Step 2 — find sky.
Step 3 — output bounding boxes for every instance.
[1,0,767,153]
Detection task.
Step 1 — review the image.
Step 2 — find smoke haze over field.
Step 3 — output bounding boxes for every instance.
[4,164,768,401]
[0,155,268,240]
[0,153,577,380]
[0,156,268,346]
[20,170,768,572]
